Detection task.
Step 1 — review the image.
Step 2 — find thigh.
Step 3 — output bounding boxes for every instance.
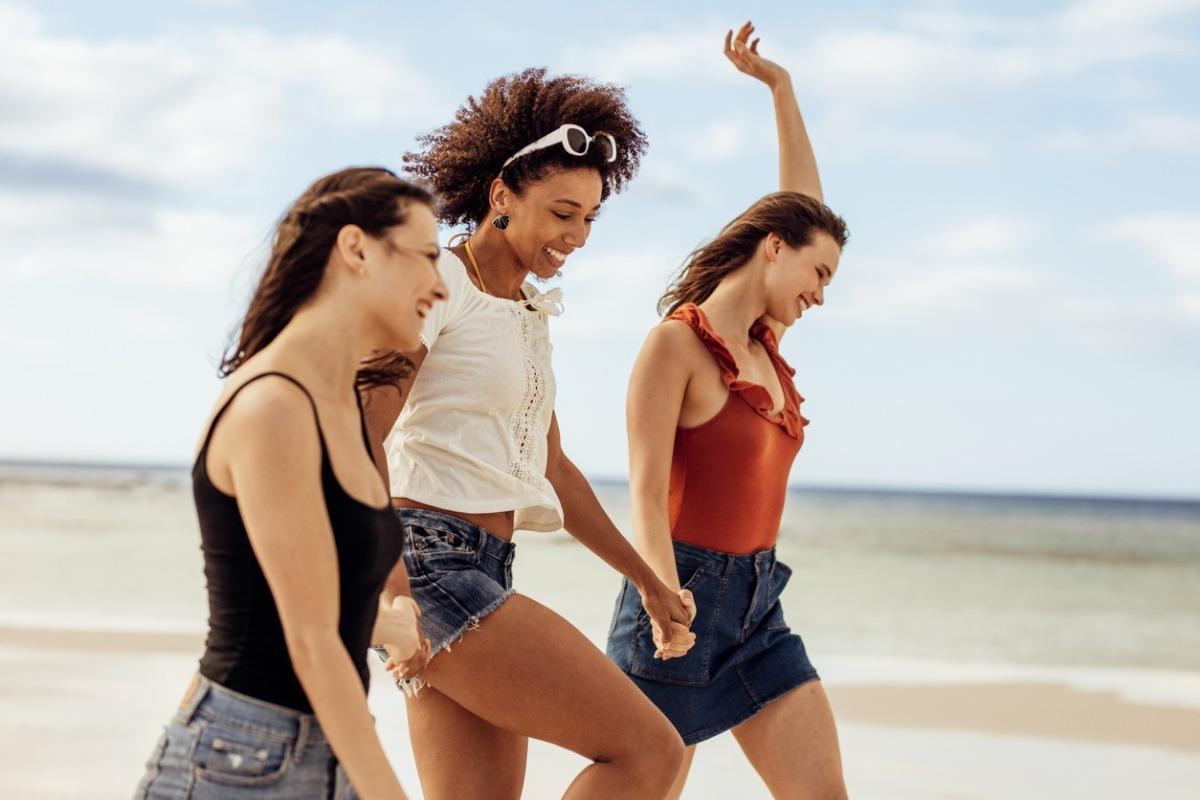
[664,745,697,800]
[731,681,847,800]
[406,686,528,800]
[420,593,680,762]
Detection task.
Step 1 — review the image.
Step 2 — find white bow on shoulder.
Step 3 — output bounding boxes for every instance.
[522,286,565,317]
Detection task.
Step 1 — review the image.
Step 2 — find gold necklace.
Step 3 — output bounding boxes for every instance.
[463,238,522,301]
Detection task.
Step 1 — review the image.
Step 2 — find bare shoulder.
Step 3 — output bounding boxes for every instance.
[215,374,319,451]
[641,318,707,368]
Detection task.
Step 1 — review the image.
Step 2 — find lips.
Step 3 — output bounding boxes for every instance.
[543,246,568,269]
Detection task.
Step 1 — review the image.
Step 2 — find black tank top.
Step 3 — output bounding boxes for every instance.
[194,372,402,712]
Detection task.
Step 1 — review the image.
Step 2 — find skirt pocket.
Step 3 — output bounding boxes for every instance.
[628,567,721,686]
[762,560,794,632]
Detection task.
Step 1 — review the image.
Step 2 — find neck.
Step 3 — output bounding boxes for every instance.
[270,296,375,398]
[698,263,768,348]
[463,222,528,300]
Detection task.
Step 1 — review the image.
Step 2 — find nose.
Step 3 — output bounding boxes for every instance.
[432,272,449,301]
[813,285,825,306]
[564,219,588,249]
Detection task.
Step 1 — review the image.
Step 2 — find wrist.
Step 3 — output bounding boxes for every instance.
[630,562,661,596]
[769,74,794,96]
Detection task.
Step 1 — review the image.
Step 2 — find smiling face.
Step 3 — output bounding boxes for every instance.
[762,231,842,327]
[494,167,603,280]
[358,202,447,351]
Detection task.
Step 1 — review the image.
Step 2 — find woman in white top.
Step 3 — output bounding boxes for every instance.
[364,69,695,799]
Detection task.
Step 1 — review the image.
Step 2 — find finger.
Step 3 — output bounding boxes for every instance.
[737,20,753,44]
[751,37,761,55]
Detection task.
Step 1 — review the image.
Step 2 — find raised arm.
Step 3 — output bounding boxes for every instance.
[222,380,408,799]
[725,20,823,202]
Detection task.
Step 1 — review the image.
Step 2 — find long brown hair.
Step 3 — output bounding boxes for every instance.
[659,191,848,316]
[220,167,434,389]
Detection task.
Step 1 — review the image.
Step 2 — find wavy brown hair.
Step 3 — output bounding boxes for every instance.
[403,68,647,229]
[659,192,849,316]
[220,167,434,390]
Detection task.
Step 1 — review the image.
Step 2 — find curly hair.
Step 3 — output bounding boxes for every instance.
[404,68,648,229]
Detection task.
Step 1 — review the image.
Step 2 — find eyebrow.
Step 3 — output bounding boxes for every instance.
[553,198,603,211]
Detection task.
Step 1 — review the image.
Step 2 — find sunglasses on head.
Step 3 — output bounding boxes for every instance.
[500,123,618,172]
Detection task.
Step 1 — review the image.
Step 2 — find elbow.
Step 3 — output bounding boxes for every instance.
[285,624,341,671]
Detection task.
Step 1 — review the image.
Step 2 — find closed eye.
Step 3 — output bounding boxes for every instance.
[552,211,571,221]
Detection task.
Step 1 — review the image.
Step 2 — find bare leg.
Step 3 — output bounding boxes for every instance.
[663,745,696,800]
[730,681,847,800]
[406,686,528,799]
[413,594,685,799]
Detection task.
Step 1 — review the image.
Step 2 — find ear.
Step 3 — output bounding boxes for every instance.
[763,233,783,263]
[488,177,511,216]
[334,224,368,274]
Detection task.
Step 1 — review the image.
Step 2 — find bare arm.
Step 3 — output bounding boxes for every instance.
[221,380,407,799]
[725,21,823,201]
[546,412,695,657]
[360,347,433,678]
[626,323,692,592]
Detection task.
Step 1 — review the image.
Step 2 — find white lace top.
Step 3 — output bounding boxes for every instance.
[384,249,563,532]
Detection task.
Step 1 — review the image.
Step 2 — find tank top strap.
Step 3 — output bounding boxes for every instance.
[664,303,741,385]
[198,371,329,460]
[352,385,373,458]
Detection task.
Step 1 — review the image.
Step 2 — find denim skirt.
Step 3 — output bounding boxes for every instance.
[373,508,516,694]
[606,539,819,745]
[133,675,357,799]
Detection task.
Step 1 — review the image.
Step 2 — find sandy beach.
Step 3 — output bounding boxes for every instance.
[2,469,1199,797]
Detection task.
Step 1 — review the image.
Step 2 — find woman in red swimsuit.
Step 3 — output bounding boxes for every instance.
[606,22,850,799]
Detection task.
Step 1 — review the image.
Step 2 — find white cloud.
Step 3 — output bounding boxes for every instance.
[684,119,754,162]
[0,4,445,186]
[629,161,717,205]
[813,110,991,163]
[0,188,269,289]
[918,215,1040,258]
[1107,213,1200,283]
[1061,0,1200,33]
[562,2,1198,109]
[1043,114,1200,155]
[551,246,682,341]
[826,211,1199,348]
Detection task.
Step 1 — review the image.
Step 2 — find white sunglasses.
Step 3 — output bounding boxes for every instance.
[500,123,618,171]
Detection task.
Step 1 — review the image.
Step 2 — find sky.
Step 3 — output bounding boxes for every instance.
[2,0,1198,498]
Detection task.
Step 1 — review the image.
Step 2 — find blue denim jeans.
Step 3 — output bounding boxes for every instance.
[373,508,517,696]
[134,676,358,799]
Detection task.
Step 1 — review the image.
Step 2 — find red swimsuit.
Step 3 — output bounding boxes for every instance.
[666,304,808,555]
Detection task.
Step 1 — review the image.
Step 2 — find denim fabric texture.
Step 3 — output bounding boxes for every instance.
[606,539,819,745]
[134,676,358,799]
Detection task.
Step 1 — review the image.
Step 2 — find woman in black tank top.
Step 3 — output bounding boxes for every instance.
[135,167,447,800]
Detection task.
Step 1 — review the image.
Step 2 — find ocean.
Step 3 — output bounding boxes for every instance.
[2,461,1199,798]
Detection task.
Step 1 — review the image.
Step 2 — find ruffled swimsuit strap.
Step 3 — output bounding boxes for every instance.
[665,304,808,437]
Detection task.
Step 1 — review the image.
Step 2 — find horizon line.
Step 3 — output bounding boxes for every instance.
[2,457,1198,507]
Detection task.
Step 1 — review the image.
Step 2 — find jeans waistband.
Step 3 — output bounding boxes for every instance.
[395,507,516,563]
[179,676,326,746]
[671,538,776,577]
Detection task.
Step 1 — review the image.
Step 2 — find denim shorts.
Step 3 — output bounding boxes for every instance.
[133,675,357,799]
[373,508,516,694]
[606,539,819,745]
